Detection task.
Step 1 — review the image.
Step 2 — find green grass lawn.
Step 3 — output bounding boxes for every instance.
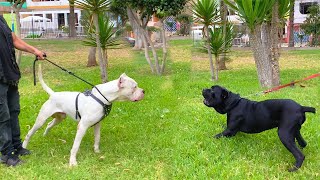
[2,38,320,179]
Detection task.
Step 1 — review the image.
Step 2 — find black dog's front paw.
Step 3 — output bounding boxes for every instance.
[288,166,299,172]
[214,133,223,139]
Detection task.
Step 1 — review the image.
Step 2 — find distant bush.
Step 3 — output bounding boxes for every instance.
[25,34,41,38]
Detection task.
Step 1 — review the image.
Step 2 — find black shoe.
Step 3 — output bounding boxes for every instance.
[0,153,23,166]
[15,147,31,156]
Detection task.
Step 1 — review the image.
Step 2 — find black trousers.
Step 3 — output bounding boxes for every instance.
[0,82,22,156]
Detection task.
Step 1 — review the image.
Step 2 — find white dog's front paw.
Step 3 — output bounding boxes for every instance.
[69,158,78,166]
[94,148,100,153]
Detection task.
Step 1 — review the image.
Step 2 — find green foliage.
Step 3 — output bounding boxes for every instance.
[191,0,219,27]
[278,0,294,19]
[224,0,275,32]
[126,0,188,19]
[25,34,41,38]
[300,5,320,46]
[74,0,110,13]
[208,24,234,57]
[82,13,119,50]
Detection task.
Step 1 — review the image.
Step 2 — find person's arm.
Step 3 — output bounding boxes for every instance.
[11,32,45,59]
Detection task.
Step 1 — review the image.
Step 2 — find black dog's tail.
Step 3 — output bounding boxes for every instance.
[302,106,316,114]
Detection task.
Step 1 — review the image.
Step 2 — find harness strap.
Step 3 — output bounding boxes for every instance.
[75,93,81,119]
[74,90,112,126]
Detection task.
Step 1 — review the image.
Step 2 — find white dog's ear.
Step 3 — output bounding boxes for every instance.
[118,73,127,88]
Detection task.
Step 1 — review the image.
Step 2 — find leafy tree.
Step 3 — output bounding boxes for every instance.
[126,0,188,74]
[8,0,25,65]
[192,0,219,81]
[301,5,320,46]
[74,0,110,82]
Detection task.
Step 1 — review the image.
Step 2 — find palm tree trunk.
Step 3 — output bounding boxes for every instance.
[87,47,97,67]
[215,55,219,81]
[270,2,281,86]
[93,13,107,83]
[205,25,215,81]
[219,0,227,70]
[250,25,273,88]
[69,0,77,38]
[288,0,295,47]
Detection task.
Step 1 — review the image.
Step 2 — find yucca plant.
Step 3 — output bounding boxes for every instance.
[74,0,111,82]
[192,0,219,81]
[82,13,119,68]
[208,23,234,80]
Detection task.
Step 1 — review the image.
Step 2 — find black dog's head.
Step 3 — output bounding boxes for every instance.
[202,85,241,114]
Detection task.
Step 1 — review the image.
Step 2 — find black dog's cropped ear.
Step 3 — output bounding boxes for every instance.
[221,89,229,99]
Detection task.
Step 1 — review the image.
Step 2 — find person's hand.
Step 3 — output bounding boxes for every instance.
[34,49,46,60]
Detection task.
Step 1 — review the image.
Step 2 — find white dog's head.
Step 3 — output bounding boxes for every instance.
[116,73,144,102]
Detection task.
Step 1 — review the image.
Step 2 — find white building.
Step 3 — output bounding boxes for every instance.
[20,0,82,37]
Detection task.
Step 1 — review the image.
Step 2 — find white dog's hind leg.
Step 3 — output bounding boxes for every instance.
[69,121,90,166]
[93,122,101,153]
[22,101,56,148]
[43,113,66,136]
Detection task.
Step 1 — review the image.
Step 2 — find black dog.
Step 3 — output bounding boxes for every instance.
[202,85,316,172]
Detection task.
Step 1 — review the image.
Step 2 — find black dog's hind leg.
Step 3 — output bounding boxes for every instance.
[295,129,307,148]
[278,128,305,172]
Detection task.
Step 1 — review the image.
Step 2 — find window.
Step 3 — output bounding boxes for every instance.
[300,2,318,14]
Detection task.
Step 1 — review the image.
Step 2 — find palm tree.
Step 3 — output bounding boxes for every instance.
[208,23,233,80]
[192,0,219,81]
[82,13,119,70]
[68,0,77,37]
[74,0,110,83]
[225,0,275,87]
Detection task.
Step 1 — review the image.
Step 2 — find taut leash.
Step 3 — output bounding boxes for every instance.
[33,56,111,104]
[245,72,320,98]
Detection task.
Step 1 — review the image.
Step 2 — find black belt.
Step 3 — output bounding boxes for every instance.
[75,90,112,124]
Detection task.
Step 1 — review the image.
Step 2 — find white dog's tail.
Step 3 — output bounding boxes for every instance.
[38,64,54,95]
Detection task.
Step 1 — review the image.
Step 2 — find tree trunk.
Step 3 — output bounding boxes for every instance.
[288,0,295,47]
[160,19,167,74]
[68,0,77,38]
[87,47,97,67]
[129,8,160,74]
[250,25,273,88]
[127,8,143,49]
[270,2,281,86]
[219,0,227,70]
[13,2,23,65]
[127,8,154,72]
[93,13,107,83]
[205,25,215,81]
[102,49,108,68]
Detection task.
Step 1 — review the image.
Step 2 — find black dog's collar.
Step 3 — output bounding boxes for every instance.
[75,90,112,123]
[225,97,242,113]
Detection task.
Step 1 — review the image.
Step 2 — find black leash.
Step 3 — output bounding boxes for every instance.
[33,56,111,104]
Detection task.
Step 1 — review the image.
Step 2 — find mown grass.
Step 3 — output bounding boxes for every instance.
[2,38,319,179]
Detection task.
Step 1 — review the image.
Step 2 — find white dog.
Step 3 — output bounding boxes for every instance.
[22,65,144,166]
